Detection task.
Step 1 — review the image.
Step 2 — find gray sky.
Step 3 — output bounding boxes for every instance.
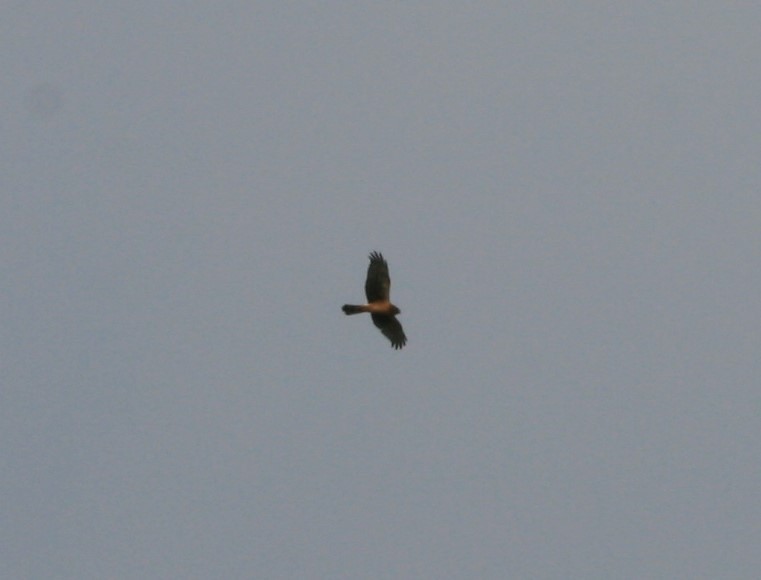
[3,3,760,579]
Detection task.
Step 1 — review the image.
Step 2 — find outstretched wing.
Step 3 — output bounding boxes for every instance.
[365,251,391,303]
[371,314,407,350]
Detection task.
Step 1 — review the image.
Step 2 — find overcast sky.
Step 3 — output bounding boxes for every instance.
[3,3,760,579]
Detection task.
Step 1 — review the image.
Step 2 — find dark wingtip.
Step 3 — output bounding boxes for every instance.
[368,251,384,263]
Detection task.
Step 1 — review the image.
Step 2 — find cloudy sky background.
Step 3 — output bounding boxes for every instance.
[3,3,760,578]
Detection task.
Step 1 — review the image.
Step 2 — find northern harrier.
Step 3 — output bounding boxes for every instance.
[342,251,407,349]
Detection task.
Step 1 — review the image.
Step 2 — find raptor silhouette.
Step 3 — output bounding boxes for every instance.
[342,251,407,349]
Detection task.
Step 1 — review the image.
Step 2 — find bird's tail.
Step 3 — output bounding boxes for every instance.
[342,304,368,315]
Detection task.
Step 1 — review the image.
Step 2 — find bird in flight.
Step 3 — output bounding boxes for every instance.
[342,251,407,349]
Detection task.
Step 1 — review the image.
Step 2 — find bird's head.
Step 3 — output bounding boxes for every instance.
[390,305,401,315]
